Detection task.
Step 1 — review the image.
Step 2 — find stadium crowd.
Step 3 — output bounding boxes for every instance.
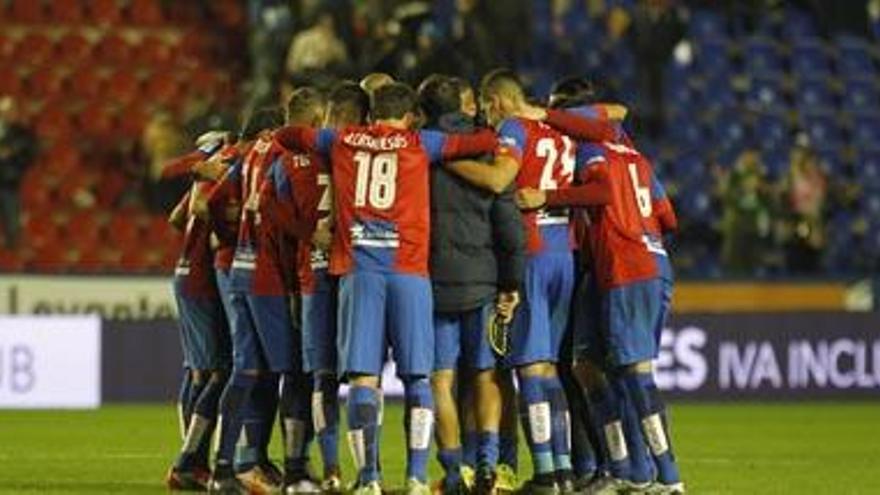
[1,0,879,277]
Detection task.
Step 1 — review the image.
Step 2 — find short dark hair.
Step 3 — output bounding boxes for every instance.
[239,106,285,141]
[549,76,597,109]
[417,74,461,124]
[480,68,524,100]
[286,86,325,124]
[371,82,418,121]
[327,81,369,126]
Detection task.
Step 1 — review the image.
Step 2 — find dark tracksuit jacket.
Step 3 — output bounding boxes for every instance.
[429,112,526,313]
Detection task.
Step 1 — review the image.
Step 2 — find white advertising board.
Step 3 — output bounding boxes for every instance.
[0,316,101,408]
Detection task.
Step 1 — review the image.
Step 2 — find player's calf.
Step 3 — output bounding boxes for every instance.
[279,371,319,493]
[403,376,435,485]
[312,371,341,483]
[432,368,464,494]
[517,364,557,489]
[621,362,682,488]
[347,376,382,487]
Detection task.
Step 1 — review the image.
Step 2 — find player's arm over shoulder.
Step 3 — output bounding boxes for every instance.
[543,107,619,143]
[274,126,336,157]
[440,120,523,193]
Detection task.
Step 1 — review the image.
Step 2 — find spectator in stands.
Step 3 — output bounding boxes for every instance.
[285,10,350,76]
[0,96,37,249]
[719,148,775,276]
[780,138,827,274]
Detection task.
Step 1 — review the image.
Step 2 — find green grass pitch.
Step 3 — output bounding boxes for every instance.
[0,402,877,494]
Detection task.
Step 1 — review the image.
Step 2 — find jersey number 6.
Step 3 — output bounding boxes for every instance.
[354,151,398,210]
[628,163,652,218]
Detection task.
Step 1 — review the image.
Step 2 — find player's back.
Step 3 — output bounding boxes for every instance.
[502,117,576,254]
[175,181,218,298]
[231,135,290,294]
[329,124,432,276]
[585,141,669,288]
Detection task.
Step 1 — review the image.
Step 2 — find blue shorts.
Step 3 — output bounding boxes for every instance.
[302,271,338,374]
[434,303,497,372]
[510,251,575,367]
[174,281,231,371]
[215,269,236,327]
[337,271,433,378]
[603,274,673,367]
[228,288,299,373]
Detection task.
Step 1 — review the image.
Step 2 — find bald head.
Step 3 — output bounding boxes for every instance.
[360,72,395,95]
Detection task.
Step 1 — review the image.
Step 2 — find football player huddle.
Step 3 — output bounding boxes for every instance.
[164,69,683,495]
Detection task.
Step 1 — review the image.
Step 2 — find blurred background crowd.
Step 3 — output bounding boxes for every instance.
[1,0,878,278]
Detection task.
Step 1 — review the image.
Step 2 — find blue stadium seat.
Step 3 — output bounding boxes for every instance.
[744,36,783,74]
[856,148,880,188]
[712,107,749,153]
[781,8,818,40]
[790,39,832,77]
[761,147,790,179]
[835,35,876,75]
[851,111,880,148]
[702,74,738,110]
[689,9,726,40]
[747,73,785,107]
[795,77,835,109]
[696,37,732,75]
[669,118,707,151]
[799,108,842,147]
[668,152,704,179]
[754,107,791,152]
[841,76,880,111]
[815,147,845,175]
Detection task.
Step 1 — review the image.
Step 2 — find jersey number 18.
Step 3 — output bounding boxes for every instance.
[354,151,398,210]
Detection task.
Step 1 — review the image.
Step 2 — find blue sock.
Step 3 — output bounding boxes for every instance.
[252,374,279,465]
[348,385,380,484]
[477,431,500,476]
[623,372,681,485]
[403,377,434,482]
[178,369,193,438]
[215,373,256,471]
[518,374,554,476]
[542,376,573,473]
[280,372,313,475]
[614,377,653,484]
[587,383,630,480]
[314,373,341,475]
[462,430,479,468]
[499,433,518,470]
[193,375,227,467]
[438,448,462,488]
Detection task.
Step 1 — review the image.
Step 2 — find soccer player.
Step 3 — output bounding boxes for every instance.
[274,82,499,495]
[207,103,323,495]
[417,75,525,495]
[535,84,684,495]
[164,140,234,491]
[466,69,618,494]
[261,82,370,492]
